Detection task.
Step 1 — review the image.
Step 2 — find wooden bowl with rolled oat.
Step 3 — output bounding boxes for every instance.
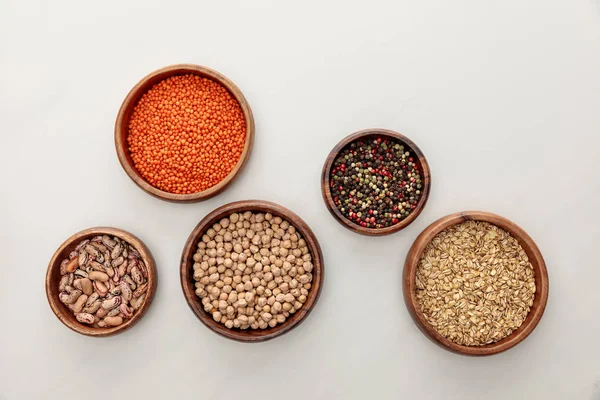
[403,211,549,356]
[46,227,157,337]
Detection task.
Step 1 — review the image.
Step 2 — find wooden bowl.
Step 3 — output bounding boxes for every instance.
[115,64,255,203]
[180,200,324,342]
[403,211,549,356]
[46,227,157,337]
[321,128,431,236]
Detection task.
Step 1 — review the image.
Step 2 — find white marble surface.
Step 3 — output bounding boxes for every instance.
[1,1,600,399]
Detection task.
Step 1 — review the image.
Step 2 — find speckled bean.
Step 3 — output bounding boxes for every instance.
[131,266,143,285]
[138,261,148,279]
[107,308,121,317]
[133,283,147,298]
[86,292,99,306]
[130,293,145,310]
[76,313,95,324]
[74,269,88,278]
[118,261,127,277]
[65,257,79,273]
[59,289,82,304]
[119,281,132,302]
[101,296,121,310]
[83,300,101,314]
[104,316,123,327]
[123,275,136,290]
[120,304,133,318]
[72,294,88,313]
[59,275,70,291]
[88,271,109,282]
[94,281,108,297]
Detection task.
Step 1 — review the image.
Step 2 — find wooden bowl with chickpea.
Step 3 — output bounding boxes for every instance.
[115,64,255,203]
[180,200,324,342]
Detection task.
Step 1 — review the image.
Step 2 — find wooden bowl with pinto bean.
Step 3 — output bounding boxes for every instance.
[180,200,324,342]
[46,227,157,337]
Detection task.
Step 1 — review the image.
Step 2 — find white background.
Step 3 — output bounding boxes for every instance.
[1,1,599,399]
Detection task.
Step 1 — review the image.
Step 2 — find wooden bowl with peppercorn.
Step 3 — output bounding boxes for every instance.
[321,128,431,236]
[180,200,324,342]
[115,64,255,203]
[46,227,158,337]
[403,211,549,356]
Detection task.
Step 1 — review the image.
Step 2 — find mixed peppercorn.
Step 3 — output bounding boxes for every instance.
[329,136,423,229]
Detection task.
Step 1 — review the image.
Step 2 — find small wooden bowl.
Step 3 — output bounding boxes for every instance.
[321,128,431,236]
[115,64,255,203]
[403,211,549,356]
[180,200,324,342]
[46,227,158,337]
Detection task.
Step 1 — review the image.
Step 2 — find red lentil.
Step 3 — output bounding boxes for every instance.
[128,74,246,194]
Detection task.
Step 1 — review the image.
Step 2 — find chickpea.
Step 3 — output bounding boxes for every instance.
[192,211,314,331]
[228,292,238,304]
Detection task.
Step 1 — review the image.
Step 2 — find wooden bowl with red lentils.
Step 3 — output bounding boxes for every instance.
[321,129,431,236]
[115,64,255,202]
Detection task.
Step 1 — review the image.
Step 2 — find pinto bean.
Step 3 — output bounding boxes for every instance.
[76,313,95,324]
[104,316,123,327]
[88,271,109,282]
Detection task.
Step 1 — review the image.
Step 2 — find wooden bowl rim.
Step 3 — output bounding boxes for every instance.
[46,227,158,337]
[321,128,431,236]
[403,211,549,356]
[180,200,324,342]
[114,64,255,203]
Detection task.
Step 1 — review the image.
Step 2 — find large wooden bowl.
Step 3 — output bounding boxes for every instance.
[46,227,158,337]
[115,64,255,202]
[321,128,431,236]
[403,211,549,356]
[180,200,324,342]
